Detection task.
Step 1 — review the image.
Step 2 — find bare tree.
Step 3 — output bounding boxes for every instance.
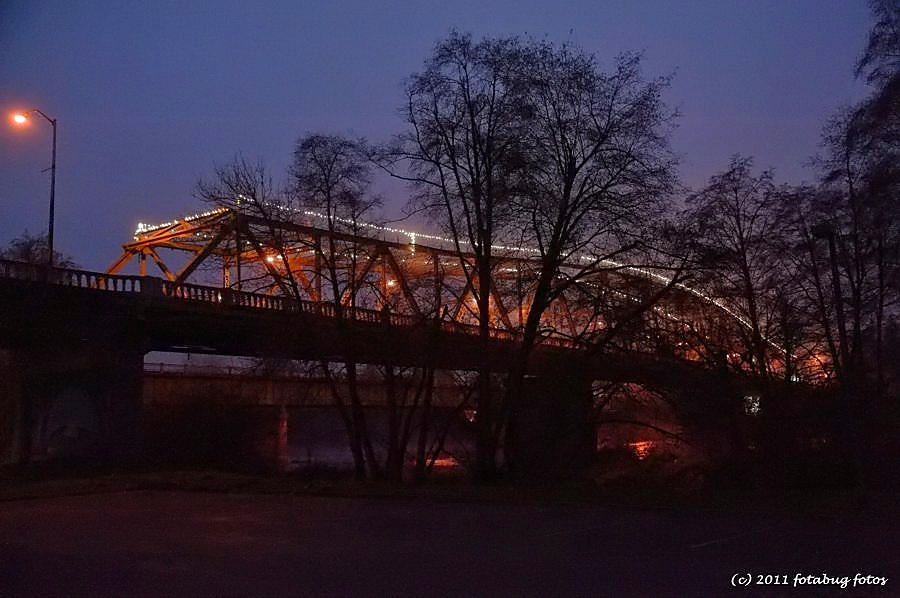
[195,149,382,478]
[195,156,302,295]
[856,0,900,87]
[501,44,679,471]
[384,32,530,479]
[385,32,681,478]
[288,134,389,479]
[1,231,77,268]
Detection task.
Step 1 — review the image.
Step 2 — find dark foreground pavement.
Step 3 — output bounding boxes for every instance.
[0,490,896,596]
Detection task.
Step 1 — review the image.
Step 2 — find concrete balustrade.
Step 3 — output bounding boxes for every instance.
[0,258,567,347]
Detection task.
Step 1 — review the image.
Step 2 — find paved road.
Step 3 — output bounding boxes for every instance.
[0,491,895,596]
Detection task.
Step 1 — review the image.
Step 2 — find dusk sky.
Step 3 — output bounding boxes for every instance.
[1,1,872,271]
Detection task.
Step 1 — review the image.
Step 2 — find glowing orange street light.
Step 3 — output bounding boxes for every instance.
[11,108,58,266]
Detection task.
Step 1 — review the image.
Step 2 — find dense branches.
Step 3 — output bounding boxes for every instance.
[1,231,77,267]
[384,33,680,476]
[683,157,783,380]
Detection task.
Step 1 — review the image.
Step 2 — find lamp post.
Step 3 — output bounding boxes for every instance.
[12,109,57,266]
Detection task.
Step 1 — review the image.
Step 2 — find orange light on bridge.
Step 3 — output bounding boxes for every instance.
[628,440,654,460]
[13,113,28,124]
[386,279,396,287]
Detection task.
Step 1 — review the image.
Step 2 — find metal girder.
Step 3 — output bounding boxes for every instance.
[146,248,176,281]
[175,225,231,283]
[342,250,379,307]
[451,280,474,322]
[241,226,295,297]
[107,249,137,275]
[490,283,515,331]
[381,246,422,317]
[124,211,232,250]
[557,293,579,338]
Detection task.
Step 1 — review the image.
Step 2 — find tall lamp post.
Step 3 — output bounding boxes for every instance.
[12,109,57,266]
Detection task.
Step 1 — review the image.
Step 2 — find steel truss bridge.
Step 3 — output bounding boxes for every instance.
[101,206,757,363]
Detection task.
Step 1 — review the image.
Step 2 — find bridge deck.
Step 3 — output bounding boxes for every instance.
[0,259,721,388]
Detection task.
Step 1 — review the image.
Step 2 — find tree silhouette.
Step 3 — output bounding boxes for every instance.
[1,231,77,268]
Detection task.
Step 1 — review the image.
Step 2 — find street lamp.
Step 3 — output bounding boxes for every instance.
[12,109,57,266]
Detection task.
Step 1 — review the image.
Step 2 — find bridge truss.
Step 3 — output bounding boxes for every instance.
[106,206,782,368]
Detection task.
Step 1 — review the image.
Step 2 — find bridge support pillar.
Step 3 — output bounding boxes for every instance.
[509,368,595,479]
[248,405,290,471]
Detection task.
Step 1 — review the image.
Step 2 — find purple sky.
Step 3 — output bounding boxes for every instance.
[1,1,872,270]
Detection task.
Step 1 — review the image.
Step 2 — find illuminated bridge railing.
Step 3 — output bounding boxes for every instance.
[0,259,533,346]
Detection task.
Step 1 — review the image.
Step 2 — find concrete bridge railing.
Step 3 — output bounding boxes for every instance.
[1,259,145,292]
[0,258,527,345]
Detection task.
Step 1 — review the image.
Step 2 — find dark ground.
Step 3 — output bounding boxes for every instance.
[0,481,896,597]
